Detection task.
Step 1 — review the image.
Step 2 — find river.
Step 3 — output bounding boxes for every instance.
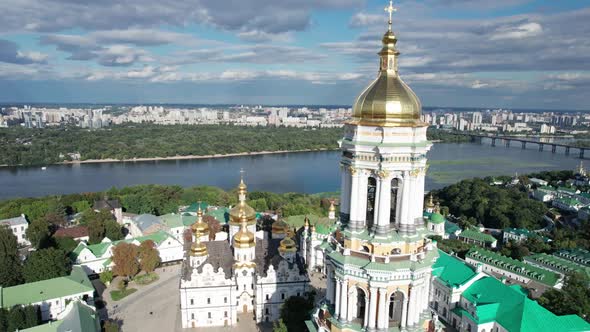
[0,142,584,200]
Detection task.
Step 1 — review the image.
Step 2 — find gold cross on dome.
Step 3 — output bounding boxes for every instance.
[384,0,397,31]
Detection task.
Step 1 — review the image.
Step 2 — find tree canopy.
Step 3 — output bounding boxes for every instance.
[138,240,161,273]
[434,178,547,229]
[0,226,23,287]
[112,242,139,279]
[22,248,71,283]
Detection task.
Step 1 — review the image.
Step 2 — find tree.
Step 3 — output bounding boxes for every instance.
[103,320,120,332]
[138,240,161,273]
[273,319,288,332]
[53,236,77,253]
[203,215,221,240]
[71,200,91,213]
[279,295,315,331]
[6,305,39,332]
[23,248,71,283]
[42,212,66,228]
[0,226,23,287]
[25,218,51,249]
[100,270,114,285]
[538,272,590,321]
[112,242,139,280]
[83,209,121,244]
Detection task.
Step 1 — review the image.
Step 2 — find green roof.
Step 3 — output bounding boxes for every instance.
[22,301,100,332]
[537,186,556,192]
[555,197,582,206]
[185,202,209,213]
[466,248,560,286]
[430,212,446,224]
[577,192,590,199]
[554,249,590,267]
[206,207,230,224]
[432,250,478,288]
[558,187,577,194]
[159,213,184,228]
[525,253,590,279]
[459,229,496,243]
[445,220,461,235]
[461,276,590,332]
[285,215,335,235]
[71,231,174,260]
[1,266,94,308]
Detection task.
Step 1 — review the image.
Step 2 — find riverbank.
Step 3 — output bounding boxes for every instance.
[0,148,338,167]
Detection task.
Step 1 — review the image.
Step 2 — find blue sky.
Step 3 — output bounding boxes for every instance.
[0,0,589,110]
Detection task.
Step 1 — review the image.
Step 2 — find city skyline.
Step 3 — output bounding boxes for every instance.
[0,0,589,110]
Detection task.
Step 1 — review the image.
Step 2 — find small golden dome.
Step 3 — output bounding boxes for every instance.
[350,22,425,127]
[279,235,297,254]
[233,213,256,249]
[191,235,208,257]
[191,206,209,235]
[230,202,256,225]
[329,201,336,212]
[304,215,310,227]
[425,194,435,209]
[272,218,289,235]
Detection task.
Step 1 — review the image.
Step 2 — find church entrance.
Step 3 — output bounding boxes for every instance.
[389,291,404,327]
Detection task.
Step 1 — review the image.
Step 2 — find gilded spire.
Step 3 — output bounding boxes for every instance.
[384,0,397,32]
[230,171,256,225]
[350,0,424,128]
[191,202,209,235]
[233,211,256,248]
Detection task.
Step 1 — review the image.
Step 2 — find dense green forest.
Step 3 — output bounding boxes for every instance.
[0,124,462,166]
[0,184,334,224]
[433,177,548,230]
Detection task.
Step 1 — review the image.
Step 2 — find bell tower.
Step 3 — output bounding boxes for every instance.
[318,2,439,331]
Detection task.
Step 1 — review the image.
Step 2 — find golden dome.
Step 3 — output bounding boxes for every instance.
[191,206,209,235]
[425,194,435,209]
[272,218,289,235]
[329,201,336,212]
[350,25,426,127]
[191,234,208,256]
[279,233,297,254]
[230,176,257,225]
[233,212,256,249]
[304,215,310,227]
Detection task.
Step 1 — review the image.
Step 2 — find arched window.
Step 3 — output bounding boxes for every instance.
[366,177,377,228]
[390,178,400,224]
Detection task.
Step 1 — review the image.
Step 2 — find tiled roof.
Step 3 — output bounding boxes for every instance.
[54,226,89,239]
[133,214,162,232]
[92,199,121,210]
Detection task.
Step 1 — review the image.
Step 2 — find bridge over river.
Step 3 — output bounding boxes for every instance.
[455,133,587,158]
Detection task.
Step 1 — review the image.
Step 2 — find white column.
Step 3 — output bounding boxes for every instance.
[377,288,388,330]
[340,279,349,321]
[368,287,378,329]
[364,294,370,328]
[348,169,360,230]
[335,278,341,318]
[408,285,418,326]
[347,289,355,322]
[401,296,408,328]
[376,176,392,235]
[340,166,351,216]
[357,171,369,229]
[326,271,334,304]
[372,174,382,232]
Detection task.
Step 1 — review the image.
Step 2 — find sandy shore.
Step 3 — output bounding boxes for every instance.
[36,148,337,166]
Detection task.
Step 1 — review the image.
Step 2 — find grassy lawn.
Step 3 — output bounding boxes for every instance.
[134,272,159,285]
[110,288,137,301]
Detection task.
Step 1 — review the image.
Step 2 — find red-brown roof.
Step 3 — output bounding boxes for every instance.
[54,226,89,239]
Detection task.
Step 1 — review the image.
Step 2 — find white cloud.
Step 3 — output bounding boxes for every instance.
[489,22,542,40]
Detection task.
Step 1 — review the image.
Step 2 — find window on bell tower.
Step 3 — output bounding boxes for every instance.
[366,176,377,229]
[390,178,399,225]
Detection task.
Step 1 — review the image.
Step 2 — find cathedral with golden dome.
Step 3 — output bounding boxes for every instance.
[179,176,309,328]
